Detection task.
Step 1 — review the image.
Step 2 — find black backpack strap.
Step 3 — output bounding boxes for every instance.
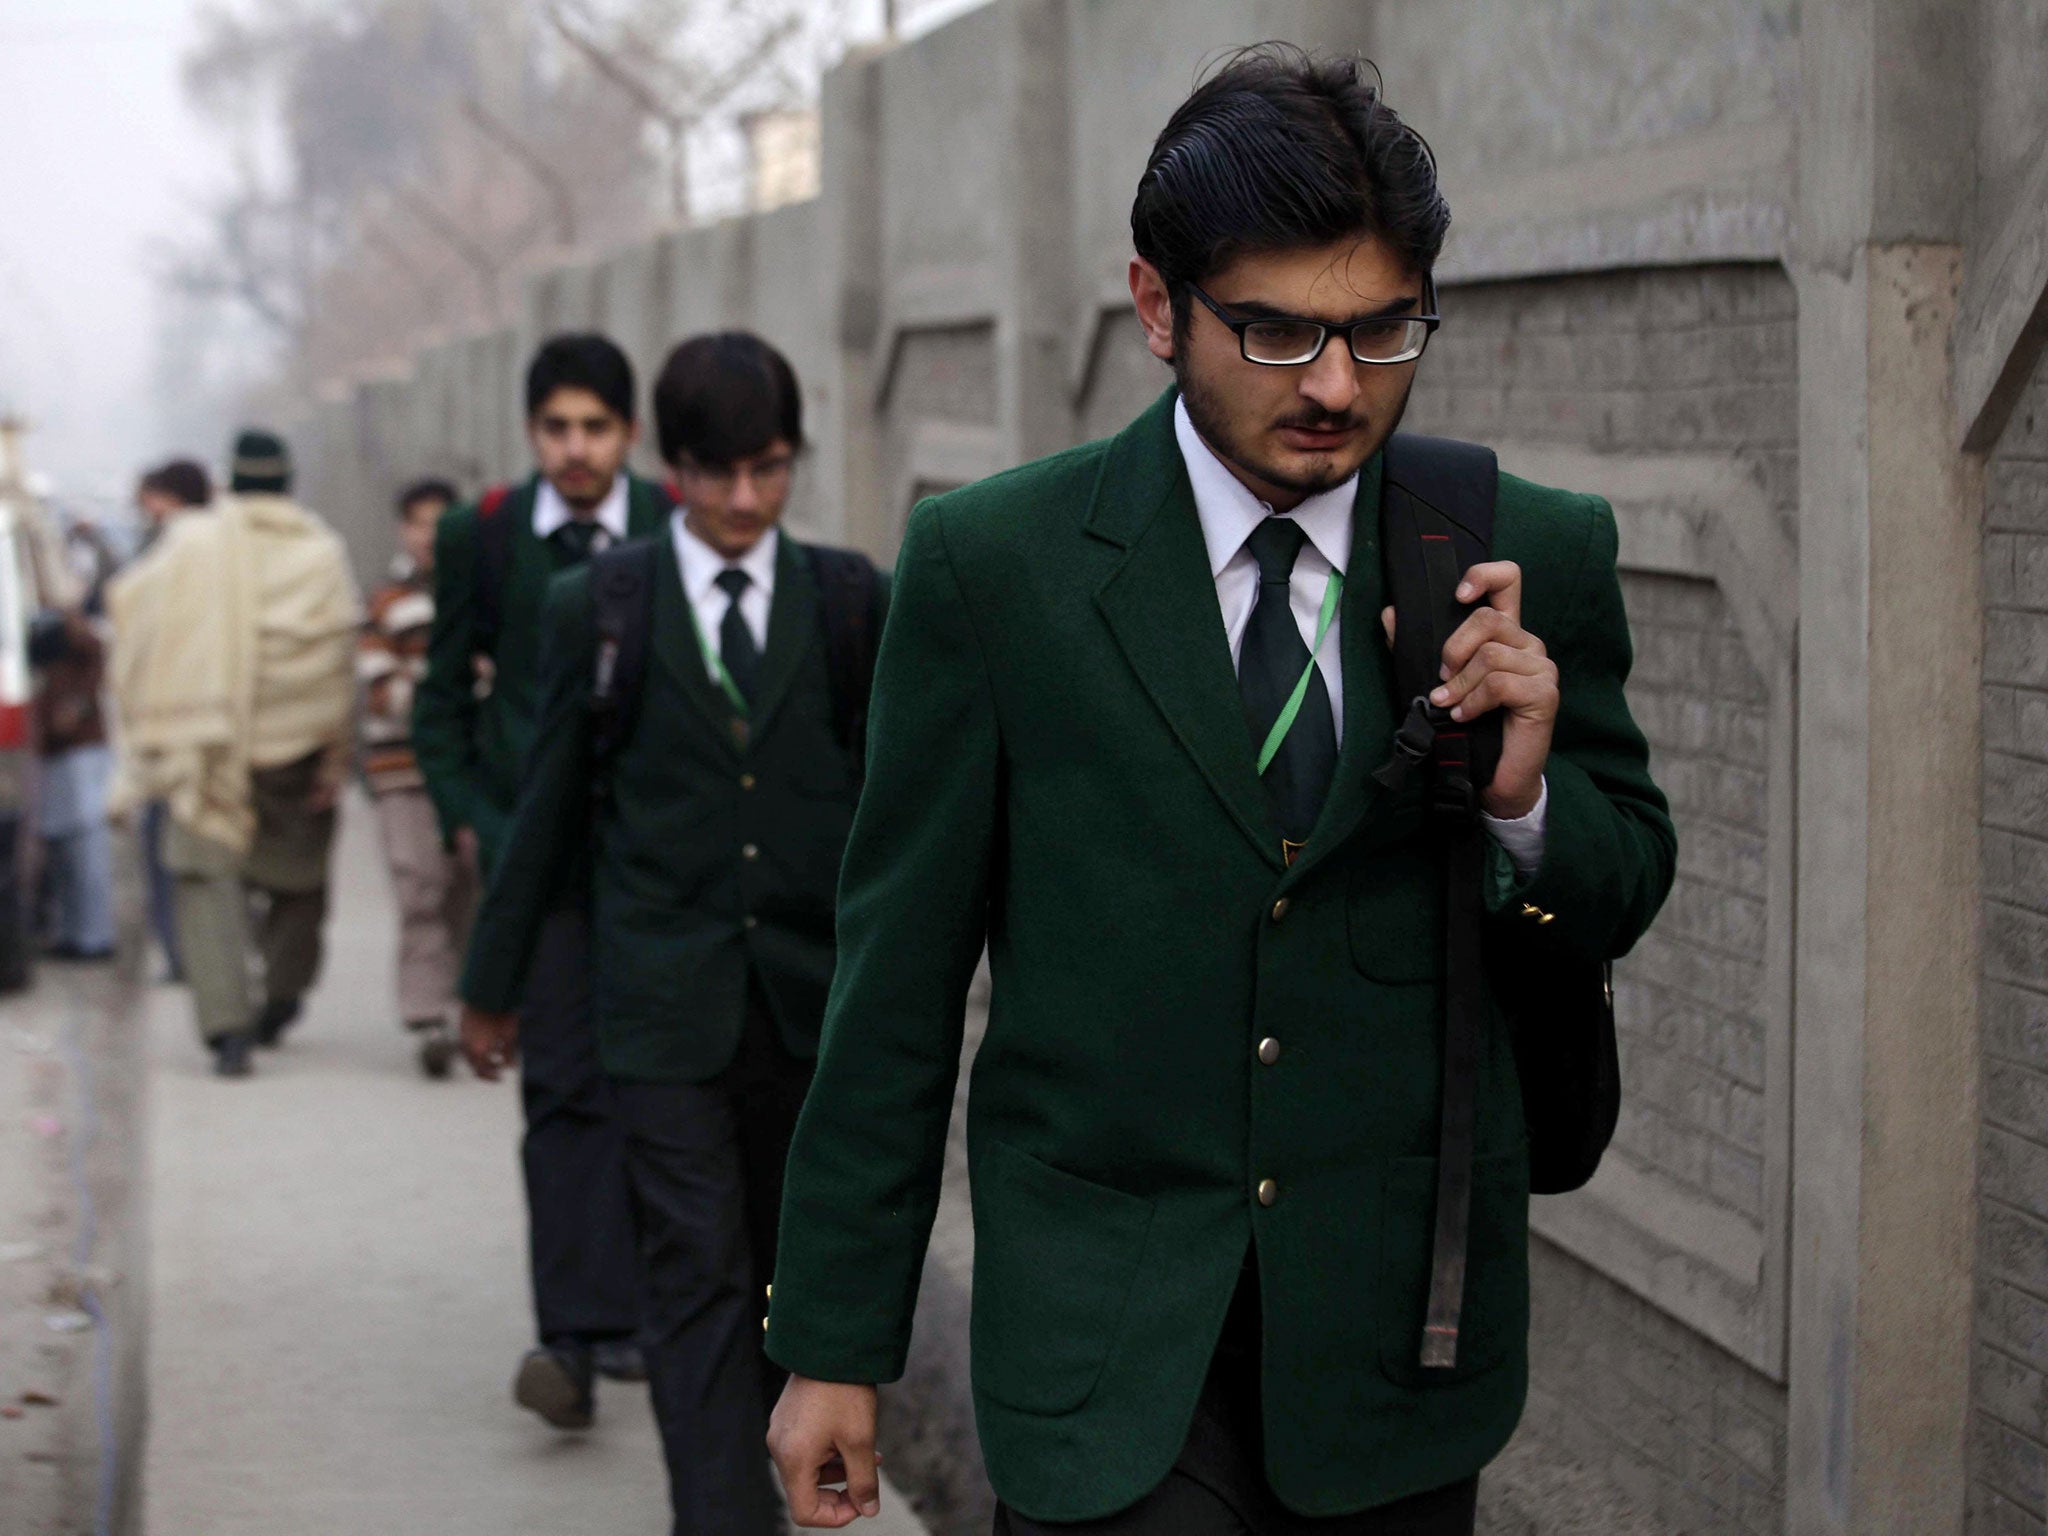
[586,538,662,794]
[1376,433,1501,1372]
[472,482,520,659]
[809,545,884,779]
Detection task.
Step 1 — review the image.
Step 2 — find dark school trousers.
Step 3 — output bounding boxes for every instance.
[993,1264,1480,1536]
[611,982,814,1536]
[518,905,641,1345]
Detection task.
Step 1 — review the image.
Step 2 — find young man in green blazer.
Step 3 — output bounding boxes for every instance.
[412,334,667,1427]
[460,332,884,1533]
[765,47,1676,1536]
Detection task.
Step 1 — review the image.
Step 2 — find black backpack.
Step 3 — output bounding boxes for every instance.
[583,537,884,786]
[1372,434,1621,1371]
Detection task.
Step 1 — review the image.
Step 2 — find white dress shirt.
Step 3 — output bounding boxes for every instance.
[1173,398,1547,875]
[671,512,779,674]
[533,474,630,548]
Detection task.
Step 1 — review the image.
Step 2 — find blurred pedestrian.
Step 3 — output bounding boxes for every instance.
[360,477,474,1078]
[460,333,881,1527]
[32,604,114,960]
[132,458,214,981]
[108,431,360,1078]
[412,335,663,1425]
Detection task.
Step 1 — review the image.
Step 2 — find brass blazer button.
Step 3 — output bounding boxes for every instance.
[743,844,760,861]
[1257,1178,1279,1207]
[1258,1037,1281,1066]
[740,773,757,790]
[1270,898,1291,923]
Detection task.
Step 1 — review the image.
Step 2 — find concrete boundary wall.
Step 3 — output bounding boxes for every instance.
[289,3,2048,1532]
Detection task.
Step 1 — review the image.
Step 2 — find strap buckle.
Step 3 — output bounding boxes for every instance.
[1371,696,1443,792]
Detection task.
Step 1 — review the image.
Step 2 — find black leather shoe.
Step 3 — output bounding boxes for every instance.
[590,1339,646,1383]
[513,1346,594,1430]
[252,997,302,1048]
[410,1020,457,1079]
[210,1032,256,1078]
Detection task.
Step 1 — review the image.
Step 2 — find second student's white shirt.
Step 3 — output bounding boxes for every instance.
[1173,397,1547,873]
[532,474,630,545]
[670,511,778,671]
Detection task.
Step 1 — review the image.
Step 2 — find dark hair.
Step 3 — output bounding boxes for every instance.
[652,332,804,468]
[1131,46,1449,329]
[396,478,459,518]
[525,333,636,423]
[145,458,212,507]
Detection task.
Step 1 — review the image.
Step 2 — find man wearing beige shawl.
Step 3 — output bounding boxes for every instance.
[108,430,361,1077]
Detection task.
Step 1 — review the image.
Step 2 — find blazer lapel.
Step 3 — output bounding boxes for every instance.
[1089,392,1284,872]
[626,474,672,538]
[743,535,820,743]
[1284,452,1395,890]
[650,533,745,757]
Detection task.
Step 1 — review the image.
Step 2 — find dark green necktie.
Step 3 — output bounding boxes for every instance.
[715,568,760,705]
[550,519,601,565]
[1238,517,1338,847]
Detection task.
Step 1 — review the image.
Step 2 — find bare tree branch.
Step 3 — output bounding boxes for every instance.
[459,97,579,247]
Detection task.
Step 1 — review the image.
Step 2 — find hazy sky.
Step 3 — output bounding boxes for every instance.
[0,0,210,499]
[0,0,985,503]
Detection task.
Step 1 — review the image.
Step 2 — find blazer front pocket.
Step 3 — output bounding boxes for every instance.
[1375,1150,1530,1389]
[970,1139,1155,1415]
[1346,844,1447,983]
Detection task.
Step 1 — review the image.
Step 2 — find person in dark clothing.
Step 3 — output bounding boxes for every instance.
[460,331,883,1533]
[411,336,664,1425]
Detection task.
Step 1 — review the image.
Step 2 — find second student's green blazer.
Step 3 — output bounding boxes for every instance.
[764,389,1676,1522]
[460,532,879,1082]
[411,473,671,874]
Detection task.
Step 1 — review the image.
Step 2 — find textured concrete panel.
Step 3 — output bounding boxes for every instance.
[1978,330,2048,1533]
[1500,1237,1787,1535]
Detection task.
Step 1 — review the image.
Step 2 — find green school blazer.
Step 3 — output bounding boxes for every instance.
[460,535,881,1083]
[411,473,670,874]
[765,388,1675,1521]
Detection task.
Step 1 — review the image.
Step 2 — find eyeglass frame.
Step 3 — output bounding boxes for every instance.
[1184,276,1441,367]
[673,448,799,494]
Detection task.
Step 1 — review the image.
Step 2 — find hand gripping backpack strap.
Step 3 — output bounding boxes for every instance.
[586,539,661,798]
[810,545,883,781]
[1376,434,1500,1371]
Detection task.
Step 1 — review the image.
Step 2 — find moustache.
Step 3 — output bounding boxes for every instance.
[1274,412,1363,434]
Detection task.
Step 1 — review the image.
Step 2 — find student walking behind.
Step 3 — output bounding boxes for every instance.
[108,430,360,1078]
[460,332,883,1532]
[361,478,474,1078]
[412,335,664,1426]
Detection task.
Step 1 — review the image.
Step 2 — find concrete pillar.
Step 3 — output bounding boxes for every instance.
[994,0,1077,467]
[818,49,889,558]
[1787,0,1983,1530]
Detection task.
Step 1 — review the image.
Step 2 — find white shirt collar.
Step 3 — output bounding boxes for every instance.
[532,473,630,541]
[671,511,780,606]
[1173,396,1356,578]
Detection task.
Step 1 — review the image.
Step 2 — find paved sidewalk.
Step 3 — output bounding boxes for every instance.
[143,792,927,1535]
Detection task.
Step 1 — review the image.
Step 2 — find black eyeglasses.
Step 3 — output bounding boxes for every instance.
[1187,280,1440,367]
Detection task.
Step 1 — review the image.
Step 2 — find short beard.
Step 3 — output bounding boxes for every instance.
[1174,358,1409,499]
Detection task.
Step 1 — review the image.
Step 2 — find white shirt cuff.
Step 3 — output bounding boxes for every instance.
[1480,776,1548,882]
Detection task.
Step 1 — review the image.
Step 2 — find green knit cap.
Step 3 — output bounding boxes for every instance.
[229,429,292,494]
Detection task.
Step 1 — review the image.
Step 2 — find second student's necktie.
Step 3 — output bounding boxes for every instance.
[715,568,761,705]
